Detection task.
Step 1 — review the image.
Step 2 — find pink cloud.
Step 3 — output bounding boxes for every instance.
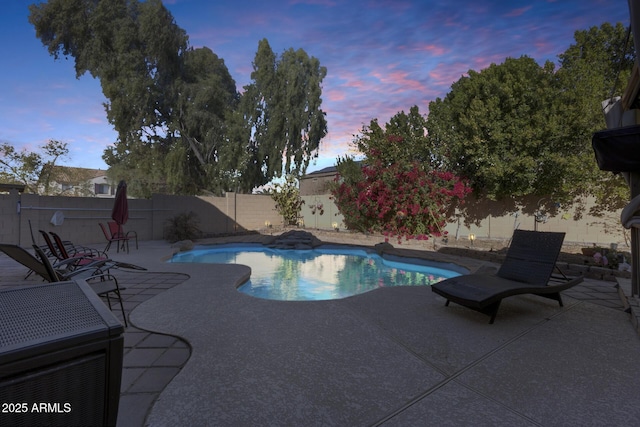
[505,6,532,18]
[371,69,425,93]
[85,116,106,125]
[427,61,468,88]
[326,89,345,102]
[413,43,449,56]
[337,71,369,89]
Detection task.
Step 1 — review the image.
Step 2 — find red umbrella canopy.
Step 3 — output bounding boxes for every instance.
[111,180,129,225]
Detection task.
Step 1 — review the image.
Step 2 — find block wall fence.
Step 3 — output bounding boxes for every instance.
[0,191,281,247]
[0,190,627,249]
[301,194,627,248]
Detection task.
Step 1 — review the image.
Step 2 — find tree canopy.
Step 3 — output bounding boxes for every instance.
[352,105,437,168]
[29,0,327,197]
[0,140,93,195]
[237,39,327,191]
[426,22,633,216]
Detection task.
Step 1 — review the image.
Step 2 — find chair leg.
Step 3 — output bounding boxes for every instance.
[94,277,128,328]
[101,291,127,328]
[115,289,128,328]
[485,301,502,324]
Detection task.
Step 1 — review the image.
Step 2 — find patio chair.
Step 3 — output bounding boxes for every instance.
[431,230,583,324]
[29,220,53,258]
[37,230,104,273]
[47,232,146,272]
[0,243,105,282]
[39,229,100,260]
[25,220,53,279]
[0,243,128,326]
[99,222,129,253]
[33,245,129,327]
[49,231,108,267]
[108,221,138,251]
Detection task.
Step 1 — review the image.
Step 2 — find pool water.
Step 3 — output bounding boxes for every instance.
[169,244,462,301]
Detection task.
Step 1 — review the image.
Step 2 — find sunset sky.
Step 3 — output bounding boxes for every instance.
[0,0,631,174]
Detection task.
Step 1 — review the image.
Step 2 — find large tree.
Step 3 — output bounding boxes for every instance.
[554,22,634,216]
[102,45,240,196]
[427,22,633,216]
[29,1,327,197]
[427,56,563,201]
[352,106,439,168]
[239,39,328,191]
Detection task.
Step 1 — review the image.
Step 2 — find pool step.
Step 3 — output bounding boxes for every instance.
[267,230,322,249]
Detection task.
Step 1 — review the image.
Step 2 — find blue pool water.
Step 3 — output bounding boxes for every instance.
[170,244,462,301]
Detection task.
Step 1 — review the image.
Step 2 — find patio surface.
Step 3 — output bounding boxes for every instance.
[1,234,639,426]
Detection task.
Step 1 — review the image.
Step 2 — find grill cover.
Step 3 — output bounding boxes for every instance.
[0,281,124,426]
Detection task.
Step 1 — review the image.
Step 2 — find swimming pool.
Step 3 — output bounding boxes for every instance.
[169,244,463,301]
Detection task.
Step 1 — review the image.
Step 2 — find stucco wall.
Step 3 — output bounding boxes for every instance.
[0,191,20,245]
[16,193,154,248]
[299,194,627,247]
[0,190,626,249]
[150,193,280,239]
[0,192,281,247]
[300,173,335,196]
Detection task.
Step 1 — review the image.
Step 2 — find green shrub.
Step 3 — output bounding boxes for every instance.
[271,175,305,226]
[164,211,201,243]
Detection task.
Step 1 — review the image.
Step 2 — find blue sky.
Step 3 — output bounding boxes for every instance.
[0,0,630,173]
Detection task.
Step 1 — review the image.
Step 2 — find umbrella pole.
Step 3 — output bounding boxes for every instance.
[118,223,124,252]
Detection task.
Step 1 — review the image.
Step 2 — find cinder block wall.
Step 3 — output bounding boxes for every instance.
[298,194,627,247]
[438,196,625,246]
[150,193,280,239]
[0,190,627,248]
[0,191,20,244]
[18,193,154,247]
[234,193,280,229]
[0,192,280,246]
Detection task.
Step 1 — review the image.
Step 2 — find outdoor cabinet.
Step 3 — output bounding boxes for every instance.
[0,280,124,427]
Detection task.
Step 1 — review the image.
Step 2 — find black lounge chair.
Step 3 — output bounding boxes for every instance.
[431,230,583,324]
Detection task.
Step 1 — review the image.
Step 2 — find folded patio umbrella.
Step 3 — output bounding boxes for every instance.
[111,180,129,236]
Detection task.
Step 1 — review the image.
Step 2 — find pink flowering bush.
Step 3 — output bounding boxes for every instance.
[332,155,470,243]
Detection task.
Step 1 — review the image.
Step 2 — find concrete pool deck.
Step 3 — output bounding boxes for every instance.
[2,235,640,426]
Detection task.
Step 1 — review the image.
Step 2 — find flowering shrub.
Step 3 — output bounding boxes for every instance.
[271,175,305,226]
[331,158,470,243]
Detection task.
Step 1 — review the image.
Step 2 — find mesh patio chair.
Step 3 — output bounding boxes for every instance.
[108,221,138,251]
[99,222,130,253]
[0,243,128,327]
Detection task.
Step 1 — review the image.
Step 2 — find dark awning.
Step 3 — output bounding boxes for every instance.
[592,125,640,173]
